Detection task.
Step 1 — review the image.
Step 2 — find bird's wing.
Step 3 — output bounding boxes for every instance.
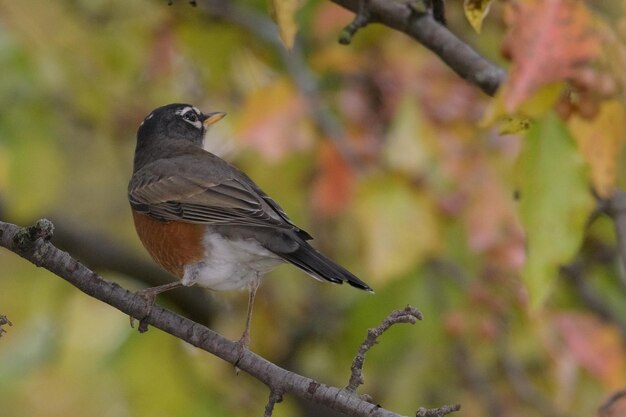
[129,164,310,237]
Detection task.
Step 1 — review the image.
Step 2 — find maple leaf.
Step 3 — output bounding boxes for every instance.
[503,0,600,112]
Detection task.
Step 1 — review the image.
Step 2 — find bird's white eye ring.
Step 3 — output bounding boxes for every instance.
[183,112,198,122]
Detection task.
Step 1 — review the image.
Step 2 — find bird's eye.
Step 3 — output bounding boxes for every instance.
[183,112,198,122]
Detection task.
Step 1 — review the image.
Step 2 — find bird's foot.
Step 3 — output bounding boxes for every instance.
[129,288,158,333]
[233,331,251,374]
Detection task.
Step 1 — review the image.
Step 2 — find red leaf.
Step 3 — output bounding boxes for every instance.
[503,0,600,111]
[553,313,626,388]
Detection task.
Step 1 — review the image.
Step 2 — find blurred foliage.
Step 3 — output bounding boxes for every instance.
[1,0,626,416]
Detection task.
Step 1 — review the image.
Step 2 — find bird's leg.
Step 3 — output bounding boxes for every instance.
[234,273,261,367]
[239,273,261,348]
[130,281,184,332]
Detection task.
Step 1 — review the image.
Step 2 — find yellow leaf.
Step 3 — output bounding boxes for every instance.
[384,95,435,175]
[354,176,440,283]
[569,100,626,197]
[268,0,300,49]
[481,82,562,129]
[463,0,493,33]
[498,116,532,135]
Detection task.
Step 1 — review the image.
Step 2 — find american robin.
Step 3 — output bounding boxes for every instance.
[128,103,372,347]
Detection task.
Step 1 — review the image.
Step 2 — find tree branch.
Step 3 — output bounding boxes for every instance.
[0,219,438,417]
[602,190,626,291]
[347,306,423,392]
[330,0,506,96]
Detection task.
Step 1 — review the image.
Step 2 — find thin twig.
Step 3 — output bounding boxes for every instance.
[338,0,371,45]
[264,389,284,417]
[415,404,460,417]
[431,0,446,25]
[347,306,423,392]
[599,390,626,417]
[601,190,626,292]
[0,314,12,338]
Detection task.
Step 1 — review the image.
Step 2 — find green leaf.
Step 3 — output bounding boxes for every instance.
[517,113,593,309]
[268,0,300,49]
[463,0,493,33]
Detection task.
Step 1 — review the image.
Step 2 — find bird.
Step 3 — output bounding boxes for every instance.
[128,103,372,349]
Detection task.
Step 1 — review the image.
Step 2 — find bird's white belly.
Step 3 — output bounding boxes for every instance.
[181,232,283,291]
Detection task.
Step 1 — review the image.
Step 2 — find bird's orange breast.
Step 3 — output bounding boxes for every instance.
[131,210,205,278]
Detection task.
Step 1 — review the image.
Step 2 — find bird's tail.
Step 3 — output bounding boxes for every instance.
[278,241,373,292]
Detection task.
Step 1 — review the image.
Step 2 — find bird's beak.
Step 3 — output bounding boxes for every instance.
[202,112,227,127]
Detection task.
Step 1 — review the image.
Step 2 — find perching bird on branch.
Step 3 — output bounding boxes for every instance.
[128,103,372,349]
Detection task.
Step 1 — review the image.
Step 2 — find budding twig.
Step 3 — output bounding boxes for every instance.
[338,0,371,45]
[416,403,461,417]
[0,314,12,338]
[263,388,284,417]
[347,306,423,392]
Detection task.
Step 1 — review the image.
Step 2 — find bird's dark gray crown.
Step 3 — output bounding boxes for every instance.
[134,103,206,171]
[138,103,205,140]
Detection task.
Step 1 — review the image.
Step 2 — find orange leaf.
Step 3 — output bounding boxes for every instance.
[503,0,600,112]
[236,80,313,161]
[311,142,355,217]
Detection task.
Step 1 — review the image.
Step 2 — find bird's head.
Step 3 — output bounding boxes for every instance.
[137,103,226,147]
[133,103,226,171]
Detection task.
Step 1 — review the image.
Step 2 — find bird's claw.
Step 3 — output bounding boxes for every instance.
[129,289,158,332]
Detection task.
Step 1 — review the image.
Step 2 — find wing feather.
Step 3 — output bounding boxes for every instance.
[129,163,308,236]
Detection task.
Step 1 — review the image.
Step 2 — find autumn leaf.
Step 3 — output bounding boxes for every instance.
[463,0,493,33]
[268,0,300,49]
[517,113,593,309]
[480,81,562,129]
[553,313,626,389]
[502,0,600,112]
[569,100,626,198]
[384,95,435,175]
[236,79,313,161]
[311,142,356,217]
[354,176,439,283]
[497,116,532,135]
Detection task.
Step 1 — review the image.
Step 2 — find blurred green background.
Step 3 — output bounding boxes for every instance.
[1,1,626,416]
